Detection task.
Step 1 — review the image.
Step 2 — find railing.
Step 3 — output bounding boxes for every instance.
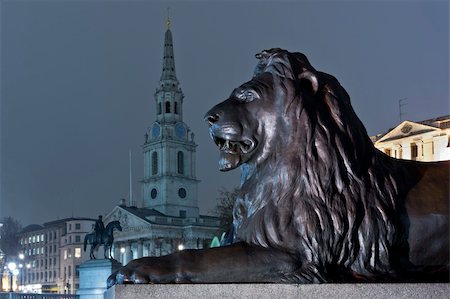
[0,293,78,299]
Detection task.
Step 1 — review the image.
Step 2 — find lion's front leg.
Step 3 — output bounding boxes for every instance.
[107,242,301,286]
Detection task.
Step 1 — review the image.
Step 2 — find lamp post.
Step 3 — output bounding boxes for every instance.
[7,262,17,292]
[18,253,25,291]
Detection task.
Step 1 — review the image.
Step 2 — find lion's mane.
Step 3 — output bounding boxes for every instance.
[230,49,411,282]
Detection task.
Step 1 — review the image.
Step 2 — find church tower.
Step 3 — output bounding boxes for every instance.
[142,17,199,218]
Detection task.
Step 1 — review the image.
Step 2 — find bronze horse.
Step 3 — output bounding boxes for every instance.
[84,220,122,259]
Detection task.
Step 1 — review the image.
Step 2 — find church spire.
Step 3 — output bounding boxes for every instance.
[160,14,177,83]
[166,8,171,30]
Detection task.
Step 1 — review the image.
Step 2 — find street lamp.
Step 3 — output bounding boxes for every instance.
[7,262,17,292]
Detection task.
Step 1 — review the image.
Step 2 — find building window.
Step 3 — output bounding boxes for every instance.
[41,234,44,242]
[75,235,81,243]
[174,102,178,114]
[69,224,72,231]
[178,188,187,199]
[75,223,81,230]
[158,102,162,115]
[165,101,171,113]
[411,143,418,160]
[151,188,158,199]
[64,250,67,260]
[179,210,186,218]
[152,152,158,175]
[177,151,184,174]
[75,247,81,258]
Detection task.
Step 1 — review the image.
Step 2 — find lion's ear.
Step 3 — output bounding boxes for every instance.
[298,71,319,95]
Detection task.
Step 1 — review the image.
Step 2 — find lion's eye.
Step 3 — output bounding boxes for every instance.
[236,90,258,103]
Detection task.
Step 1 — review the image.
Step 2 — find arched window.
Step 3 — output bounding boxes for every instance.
[165,101,171,113]
[158,102,162,114]
[152,152,158,175]
[174,102,178,114]
[177,151,184,174]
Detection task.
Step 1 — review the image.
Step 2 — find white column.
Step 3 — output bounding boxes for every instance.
[149,241,155,256]
[125,243,132,264]
[113,243,120,261]
[137,240,143,258]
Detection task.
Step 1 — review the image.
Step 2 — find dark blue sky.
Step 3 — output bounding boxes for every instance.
[1,1,448,225]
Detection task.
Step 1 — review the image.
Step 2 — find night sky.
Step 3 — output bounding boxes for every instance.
[1,1,448,226]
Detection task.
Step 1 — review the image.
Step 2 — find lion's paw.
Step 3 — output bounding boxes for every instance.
[107,266,150,287]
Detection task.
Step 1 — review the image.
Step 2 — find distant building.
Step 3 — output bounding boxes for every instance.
[18,218,95,294]
[103,17,220,266]
[371,115,450,161]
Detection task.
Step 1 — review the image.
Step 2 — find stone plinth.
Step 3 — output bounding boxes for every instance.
[104,283,450,299]
[77,259,122,299]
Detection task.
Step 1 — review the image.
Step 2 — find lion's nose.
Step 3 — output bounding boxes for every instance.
[204,111,220,126]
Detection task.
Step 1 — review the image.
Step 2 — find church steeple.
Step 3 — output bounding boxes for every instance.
[142,17,199,218]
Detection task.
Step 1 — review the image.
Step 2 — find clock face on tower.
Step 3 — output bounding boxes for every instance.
[175,122,186,139]
[151,123,161,139]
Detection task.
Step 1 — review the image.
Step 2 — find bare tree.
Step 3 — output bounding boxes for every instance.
[214,188,239,234]
[0,217,22,290]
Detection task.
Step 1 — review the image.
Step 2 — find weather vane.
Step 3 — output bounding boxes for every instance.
[166,7,171,30]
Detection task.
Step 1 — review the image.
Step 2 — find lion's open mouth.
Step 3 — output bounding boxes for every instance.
[211,135,255,171]
[213,136,254,154]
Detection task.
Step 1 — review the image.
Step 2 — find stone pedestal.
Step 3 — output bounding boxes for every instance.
[76,259,122,299]
[104,283,450,299]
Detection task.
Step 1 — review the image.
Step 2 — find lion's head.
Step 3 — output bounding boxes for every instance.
[205,48,410,280]
[206,48,374,184]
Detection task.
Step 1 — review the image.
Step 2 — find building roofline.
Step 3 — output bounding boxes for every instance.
[43,217,96,227]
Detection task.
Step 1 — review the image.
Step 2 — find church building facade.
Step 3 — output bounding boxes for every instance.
[104,19,220,266]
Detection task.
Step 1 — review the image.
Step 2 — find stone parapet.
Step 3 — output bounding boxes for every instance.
[104,283,450,299]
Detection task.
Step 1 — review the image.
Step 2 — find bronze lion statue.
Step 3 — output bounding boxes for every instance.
[108,48,449,285]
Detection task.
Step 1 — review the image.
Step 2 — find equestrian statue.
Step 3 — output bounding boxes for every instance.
[84,216,122,259]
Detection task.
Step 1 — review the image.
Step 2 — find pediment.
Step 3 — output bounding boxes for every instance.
[375,121,441,144]
[104,206,150,230]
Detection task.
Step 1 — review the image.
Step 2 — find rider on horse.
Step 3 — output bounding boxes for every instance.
[95,215,105,245]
